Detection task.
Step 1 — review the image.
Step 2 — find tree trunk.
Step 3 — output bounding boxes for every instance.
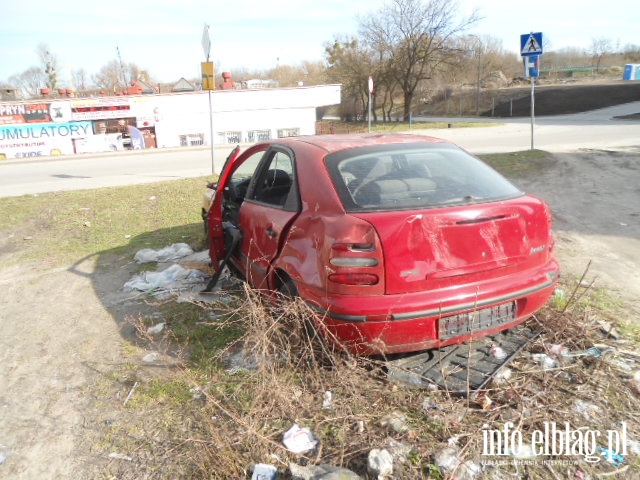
[403,90,413,122]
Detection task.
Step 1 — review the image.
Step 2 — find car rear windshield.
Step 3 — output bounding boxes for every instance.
[325,143,523,212]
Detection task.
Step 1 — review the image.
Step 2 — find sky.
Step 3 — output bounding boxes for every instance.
[0,0,638,87]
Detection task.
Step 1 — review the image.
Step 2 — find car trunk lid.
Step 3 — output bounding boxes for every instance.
[353,196,552,295]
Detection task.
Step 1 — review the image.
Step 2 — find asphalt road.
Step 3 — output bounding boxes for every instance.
[1,102,639,199]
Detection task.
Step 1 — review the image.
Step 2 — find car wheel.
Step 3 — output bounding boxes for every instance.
[277,277,299,298]
[275,275,316,337]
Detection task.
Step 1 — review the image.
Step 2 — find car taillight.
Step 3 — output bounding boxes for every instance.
[329,242,382,287]
[328,273,379,285]
[330,257,379,267]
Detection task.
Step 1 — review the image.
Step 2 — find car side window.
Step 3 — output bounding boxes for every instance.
[222,151,265,224]
[250,151,296,209]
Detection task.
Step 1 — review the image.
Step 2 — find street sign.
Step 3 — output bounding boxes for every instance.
[368,76,374,94]
[521,32,543,56]
[202,24,211,61]
[524,55,540,78]
[201,62,215,90]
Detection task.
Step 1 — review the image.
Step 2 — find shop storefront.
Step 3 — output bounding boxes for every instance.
[0,84,341,160]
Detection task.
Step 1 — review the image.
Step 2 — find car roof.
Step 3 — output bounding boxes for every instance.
[266,133,451,154]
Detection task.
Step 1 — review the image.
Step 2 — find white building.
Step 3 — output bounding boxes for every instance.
[0,84,341,160]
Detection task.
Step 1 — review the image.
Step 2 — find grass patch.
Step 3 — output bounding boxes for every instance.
[478,149,555,178]
[0,177,210,266]
[316,120,502,134]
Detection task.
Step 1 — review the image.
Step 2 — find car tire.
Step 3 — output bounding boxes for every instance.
[278,277,299,298]
[275,275,320,341]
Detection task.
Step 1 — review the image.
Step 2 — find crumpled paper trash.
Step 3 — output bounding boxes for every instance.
[283,424,318,454]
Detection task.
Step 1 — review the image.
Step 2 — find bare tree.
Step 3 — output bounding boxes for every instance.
[267,64,304,87]
[93,60,150,92]
[622,44,640,63]
[93,60,124,92]
[36,43,59,90]
[8,67,48,98]
[589,37,612,73]
[360,0,480,120]
[72,68,90,92]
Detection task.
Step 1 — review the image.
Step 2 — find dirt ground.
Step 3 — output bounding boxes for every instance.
[1,112,639,477]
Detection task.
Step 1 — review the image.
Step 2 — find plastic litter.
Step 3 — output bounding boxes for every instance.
[386,366,427,388]
[379,411,409,433]
[251,463,278,480]
[289,463,361,480]
[434,445,480,479]
[422,398,441,411]
[385,438,412,464]
[108,452,133,461]
[433,447,460,472]
[473,392,493,410]
[368,448,393,479]
[134,243,194,263]
[489,345,507,360]
[147,322,166,335]
[283,424,318,454]
[142,352,159,363]
[573,399,602,420]
[598,447,624,466]
[602,356,634,371]
[631,371,640,394]
[190,386,205,400]
[549,344,570,358]
[123,264,209,292]
[322,391,333,410]
[532,353,558,370]
[493,367,512,384]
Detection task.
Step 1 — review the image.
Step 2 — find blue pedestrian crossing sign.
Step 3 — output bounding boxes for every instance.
[521,32,543,56]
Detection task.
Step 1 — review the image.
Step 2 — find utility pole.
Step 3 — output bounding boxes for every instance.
[116,46,127,90]
[470,35,482,116]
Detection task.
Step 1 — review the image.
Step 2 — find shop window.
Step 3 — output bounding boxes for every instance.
[217,131,242,144]
[247,130,271,142]
[277,128,299,138]
[179,134,205,146]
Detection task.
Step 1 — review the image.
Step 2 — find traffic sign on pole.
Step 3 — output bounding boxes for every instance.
[202,24,211,61]
[520,32,543,56]
[520,32,543,150]
[523,55,540,78]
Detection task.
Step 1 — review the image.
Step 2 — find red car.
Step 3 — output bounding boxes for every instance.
[204,134,559,355]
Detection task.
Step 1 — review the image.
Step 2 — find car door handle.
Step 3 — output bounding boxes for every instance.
[266,227,277,238]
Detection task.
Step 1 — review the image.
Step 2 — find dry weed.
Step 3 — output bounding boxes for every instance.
[111,277,640,479]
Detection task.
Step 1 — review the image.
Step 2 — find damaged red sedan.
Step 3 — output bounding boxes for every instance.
[204,134,559,355]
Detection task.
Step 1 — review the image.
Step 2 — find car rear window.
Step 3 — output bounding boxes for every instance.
[325,143,523,211]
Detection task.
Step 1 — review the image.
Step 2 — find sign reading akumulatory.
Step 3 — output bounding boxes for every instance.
[0,121,93,158]
[0,98,156,159]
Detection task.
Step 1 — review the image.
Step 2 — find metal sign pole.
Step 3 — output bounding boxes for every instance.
[530,76,535,150]
[202,24,215,173]
[368,76,373,133]
[208,90,215,173]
